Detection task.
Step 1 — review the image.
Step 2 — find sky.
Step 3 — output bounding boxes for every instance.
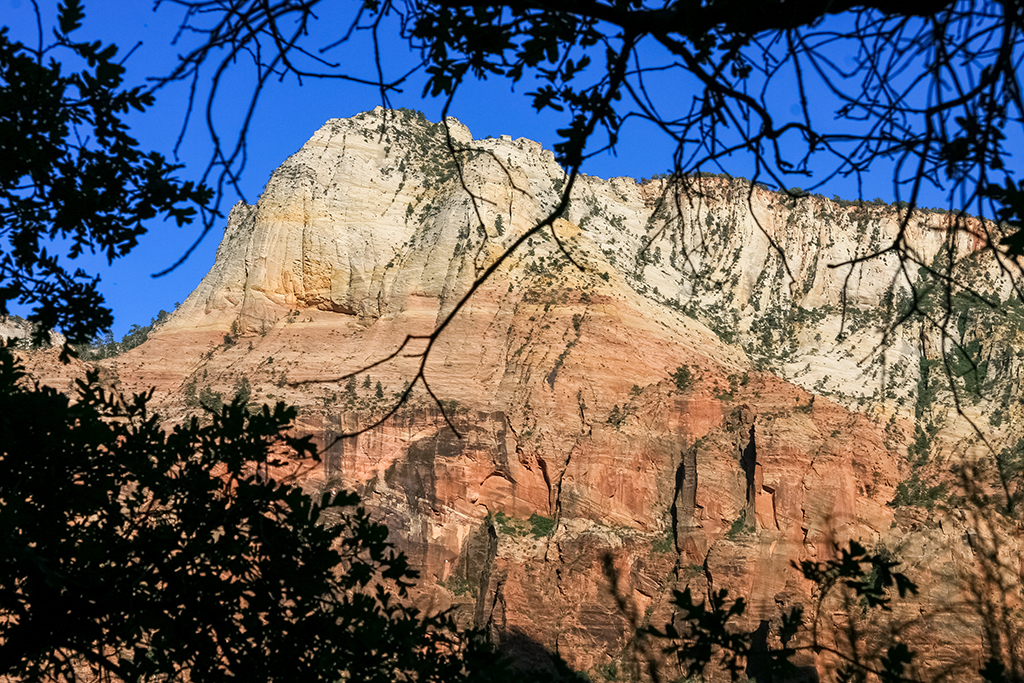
[4,0,958,337]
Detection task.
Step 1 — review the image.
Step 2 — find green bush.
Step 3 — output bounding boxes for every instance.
[529,513,556,538]
[672,365,694,392]
[493,511,528,537]
[725,511,752,538]
[652,531,674,554]
[890,473,947,509]
[598,661,619,681]
[607,404,626,427]
[198,385,224,412]
[438,575,475,597]
[683,564,706,578]
[492,511,555,539]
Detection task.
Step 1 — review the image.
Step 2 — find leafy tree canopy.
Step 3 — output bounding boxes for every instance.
[0,345,501,682]
[0,0,211,346]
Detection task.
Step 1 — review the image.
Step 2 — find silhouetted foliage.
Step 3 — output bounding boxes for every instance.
[649,541,922,683]
[0,0,211,347]
[0,345,506,682]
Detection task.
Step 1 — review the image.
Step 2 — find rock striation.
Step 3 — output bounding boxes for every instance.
[99,108,1022,680]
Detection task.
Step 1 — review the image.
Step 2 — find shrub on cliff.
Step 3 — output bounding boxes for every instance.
[672,365,694,393]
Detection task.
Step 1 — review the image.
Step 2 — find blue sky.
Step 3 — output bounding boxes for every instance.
[5,1,942,336]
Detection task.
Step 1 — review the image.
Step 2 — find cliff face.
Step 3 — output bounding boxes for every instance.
[104,108,1022,679]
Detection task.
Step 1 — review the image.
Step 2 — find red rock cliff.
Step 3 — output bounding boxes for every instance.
[100,108,1022,680]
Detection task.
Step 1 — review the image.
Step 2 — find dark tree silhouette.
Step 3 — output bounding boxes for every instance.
[0,10,508,680]
[0,345,510,682]
[0,0,212,346]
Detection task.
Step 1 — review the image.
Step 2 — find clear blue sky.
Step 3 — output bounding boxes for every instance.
[5,0,940,336]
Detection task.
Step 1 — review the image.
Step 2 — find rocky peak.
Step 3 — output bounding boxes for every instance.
[101,109,1021,680]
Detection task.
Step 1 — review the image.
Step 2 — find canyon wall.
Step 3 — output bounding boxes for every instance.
[99,108,1022,680]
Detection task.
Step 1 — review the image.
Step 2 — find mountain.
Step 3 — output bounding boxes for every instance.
[94,108,1022,679]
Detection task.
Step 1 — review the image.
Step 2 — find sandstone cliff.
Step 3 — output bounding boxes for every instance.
[99,108,1022,680]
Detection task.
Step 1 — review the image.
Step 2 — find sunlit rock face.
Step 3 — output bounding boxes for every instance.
[103,108,1022,679]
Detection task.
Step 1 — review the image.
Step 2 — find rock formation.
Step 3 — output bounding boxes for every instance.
[85,108,1023,680]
